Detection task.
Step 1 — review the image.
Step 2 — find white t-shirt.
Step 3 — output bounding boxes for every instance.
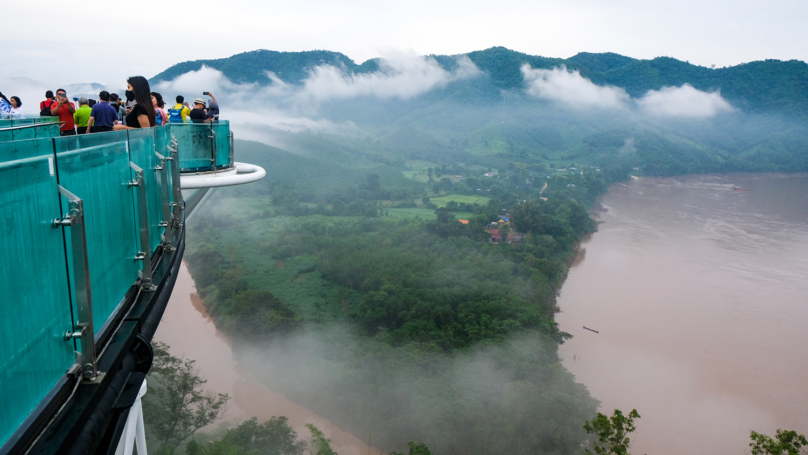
[10,107,26,116]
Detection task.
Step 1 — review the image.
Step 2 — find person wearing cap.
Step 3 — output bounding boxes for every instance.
[205,92,219,121]
[73,98,92,135]
[189,98,212,123]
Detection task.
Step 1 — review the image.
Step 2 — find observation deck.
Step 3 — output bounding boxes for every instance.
[0,117,265,454]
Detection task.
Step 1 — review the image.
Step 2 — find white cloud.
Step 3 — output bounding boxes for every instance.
[153,53,480,134]
[521,64,629,109]
[637,84,732,118]
[298,54,478,103]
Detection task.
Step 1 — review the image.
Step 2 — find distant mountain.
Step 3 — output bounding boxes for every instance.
[150,47,808,117]
[151,50,357,85]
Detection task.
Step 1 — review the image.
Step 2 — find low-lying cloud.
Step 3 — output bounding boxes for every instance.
[637,84,733,118]
[299,54,480,102]
[521,65,733,118]
[521,65,629,109]
[153,53,480,133]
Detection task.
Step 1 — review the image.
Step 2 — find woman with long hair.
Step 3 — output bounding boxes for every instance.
[113,76,156,130]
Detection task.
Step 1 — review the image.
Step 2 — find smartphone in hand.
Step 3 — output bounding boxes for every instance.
[203,92,210,95]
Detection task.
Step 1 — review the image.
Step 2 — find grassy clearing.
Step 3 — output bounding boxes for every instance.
[401,171,430,182]
[384,208,474,221]
[429,194,492,207]
[384,208,437,220]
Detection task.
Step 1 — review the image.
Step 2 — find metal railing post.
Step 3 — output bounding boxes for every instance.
[129,162,157,292]
[208,125,217,173]
[155,151,174,251]
[53,185,101,381]
[229,130,234,168]
[167,136,184,231]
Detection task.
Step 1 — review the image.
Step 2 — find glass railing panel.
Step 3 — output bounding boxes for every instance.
[153,125,176,205]
[12,127,36,141]
[212,121,231,169]
[171,123,215,172]
[0,138,75,447]
[127,128,164,254]
[10,118,36,127]
[0,130,11,143]
[36,123,61,139]
[54,132,139,332]
[0,120,13,128]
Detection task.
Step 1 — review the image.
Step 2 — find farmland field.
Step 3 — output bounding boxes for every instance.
[429,194,492,207]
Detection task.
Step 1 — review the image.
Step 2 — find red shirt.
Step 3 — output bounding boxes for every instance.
[53,101,76,131]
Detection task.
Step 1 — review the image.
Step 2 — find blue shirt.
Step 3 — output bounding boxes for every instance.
[90,102,119,127]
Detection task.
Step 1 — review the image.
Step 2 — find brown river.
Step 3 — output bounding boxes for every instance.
[155,173,807,455]
[153,263,376,455]
[558,173,808,454]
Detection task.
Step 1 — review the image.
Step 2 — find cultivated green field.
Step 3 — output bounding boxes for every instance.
[401,171,430,182]
[384,207,474,220]
[429,194,492,207]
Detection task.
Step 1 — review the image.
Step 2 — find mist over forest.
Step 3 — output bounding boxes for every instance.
[155,47,807,453]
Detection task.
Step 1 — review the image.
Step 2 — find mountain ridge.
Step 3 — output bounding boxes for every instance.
[150,47,808,117]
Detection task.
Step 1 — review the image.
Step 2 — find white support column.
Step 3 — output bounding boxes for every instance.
[114,379,148,455]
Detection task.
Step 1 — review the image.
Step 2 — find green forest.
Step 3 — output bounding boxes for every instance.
[182,137,626,454]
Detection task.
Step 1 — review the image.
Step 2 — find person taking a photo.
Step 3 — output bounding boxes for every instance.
[50,89,77,136]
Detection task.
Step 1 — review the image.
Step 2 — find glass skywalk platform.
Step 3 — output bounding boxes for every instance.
[0,120,265,454]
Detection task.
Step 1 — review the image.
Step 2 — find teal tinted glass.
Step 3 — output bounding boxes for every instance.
[153,125,176,205]
[127,128,163,253]
[0,138,75,447]
[12,128,35,141]
[212,121,231,168]
[171,123,214,171]
[0,124,61,143]
[36,123,61,139]
[54,132,139,332]
[10,118,36,126]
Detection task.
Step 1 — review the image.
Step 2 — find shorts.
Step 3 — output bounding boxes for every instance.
[91,126,113,133]
[60,130,77,136]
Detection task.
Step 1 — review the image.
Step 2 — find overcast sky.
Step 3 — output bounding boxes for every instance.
[2,0,806,88]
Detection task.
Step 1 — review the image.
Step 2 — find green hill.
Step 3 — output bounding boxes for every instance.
[151,49,358,85]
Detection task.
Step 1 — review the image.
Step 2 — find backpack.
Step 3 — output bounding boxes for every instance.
[155,109,164,126]
[168,105,184,123]
[40,100,55,116]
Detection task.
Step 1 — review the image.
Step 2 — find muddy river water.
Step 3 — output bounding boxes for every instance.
[558,174,808,454]
[153,263,375,455]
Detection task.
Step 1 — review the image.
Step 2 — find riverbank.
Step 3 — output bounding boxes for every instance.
[153,262,378,455]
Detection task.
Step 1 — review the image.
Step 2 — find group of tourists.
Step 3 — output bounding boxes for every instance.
[1,76,221,137]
